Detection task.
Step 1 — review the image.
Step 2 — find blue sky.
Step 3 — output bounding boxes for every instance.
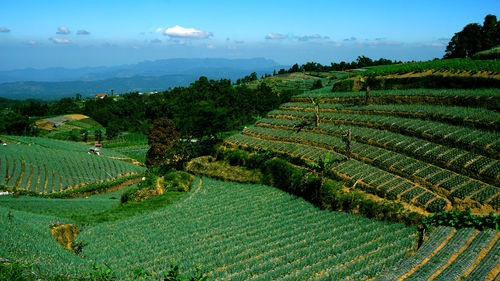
[0,0,499,70]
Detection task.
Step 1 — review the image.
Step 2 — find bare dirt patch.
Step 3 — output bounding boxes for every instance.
[50,224,80,251]
[35,119,55,131]
[63,114,89,121]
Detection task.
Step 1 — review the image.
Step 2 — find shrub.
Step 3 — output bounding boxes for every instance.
[332,79,354,92]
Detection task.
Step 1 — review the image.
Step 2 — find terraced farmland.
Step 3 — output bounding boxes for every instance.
[376,226,500,281]
[76,177,418,280]
[225,89,500,213]
[0,136,145,193]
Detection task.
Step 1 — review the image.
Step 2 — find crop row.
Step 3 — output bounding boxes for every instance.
[0,144,145,193]
[77,177,418,280]
[267,109,499,159]
[462,235,500,281]
[374,226,455,280]
[2,135,127,157]
[403,228,477,280]
[294,88,500,108]
[279,102,499,131]
[226,134,450,212]
[256,117,499,187]
[362,58,500,75]
[0,206,89,276]
[377,228,499,281]
[242,126,498,208]
[434,229,498,280]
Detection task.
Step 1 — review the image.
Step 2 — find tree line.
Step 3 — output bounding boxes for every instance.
[445,14,500,58]
[1,77,291,142]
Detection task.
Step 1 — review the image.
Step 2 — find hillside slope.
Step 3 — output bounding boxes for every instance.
[225,88,500,214]
[0,136,145,193]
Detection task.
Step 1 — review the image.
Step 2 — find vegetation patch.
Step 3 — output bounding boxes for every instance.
[120,170,193,203]
[49,223,81,253]
[186,155,262,183]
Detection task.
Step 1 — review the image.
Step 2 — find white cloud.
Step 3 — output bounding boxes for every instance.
[297,34,329,41]
[27,40,37,45]
[207,44,215,49]
[424,42,444,47]
[49,37,70,44]
[343,37,357,42]
[0,27,10,33]
[76,29,90,35]
[56,26,70,34]
[164,25,212,39]
[265,33,287,40]
[227,45,237,50]
[155,27,163,33]
[357,40,403,47]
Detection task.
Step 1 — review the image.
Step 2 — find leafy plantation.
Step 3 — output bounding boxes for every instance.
[226,88,500,214]
[0,136,145,193]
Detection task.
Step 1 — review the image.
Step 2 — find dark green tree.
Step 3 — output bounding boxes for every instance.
[482,14,499,49]
[146,118,179,167]
[94,129,102,143]
[311,79,323,90]
[445,14,499,58]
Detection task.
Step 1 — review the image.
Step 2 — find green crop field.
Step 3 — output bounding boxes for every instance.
[363,58,500,75]
[225,88,500,214]
[0,136,145,193]
[0,177,419,280]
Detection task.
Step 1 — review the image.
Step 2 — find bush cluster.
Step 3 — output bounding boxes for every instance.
[423,208,499,231]
[120,170,193,203]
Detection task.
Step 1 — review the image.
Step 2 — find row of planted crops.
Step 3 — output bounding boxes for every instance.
[0,136,145,193]
[225,89,500,214]
[2,177,497,280]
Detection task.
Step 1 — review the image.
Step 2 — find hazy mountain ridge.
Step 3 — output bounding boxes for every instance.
[0,58,283,83]
[0,58,285,100]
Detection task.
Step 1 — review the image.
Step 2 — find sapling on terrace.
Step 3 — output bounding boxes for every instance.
[338,126,352,159]
[359,74,376,105]
[308,96,324,127]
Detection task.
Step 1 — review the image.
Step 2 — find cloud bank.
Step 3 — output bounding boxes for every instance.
[56,26,70,34]
[164,25,212,39]
[265,33,287,40]
[297,34,329,41]
[0,27,10,33]
[76,29,90,35]
[49,37,70,44]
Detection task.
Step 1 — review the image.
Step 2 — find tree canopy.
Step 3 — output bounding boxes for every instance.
[445,14,500,58]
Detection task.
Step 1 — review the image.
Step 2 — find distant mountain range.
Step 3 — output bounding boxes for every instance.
[0,58,286,100]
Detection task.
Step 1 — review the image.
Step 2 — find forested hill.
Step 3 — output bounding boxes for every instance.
[0,58,285,100]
